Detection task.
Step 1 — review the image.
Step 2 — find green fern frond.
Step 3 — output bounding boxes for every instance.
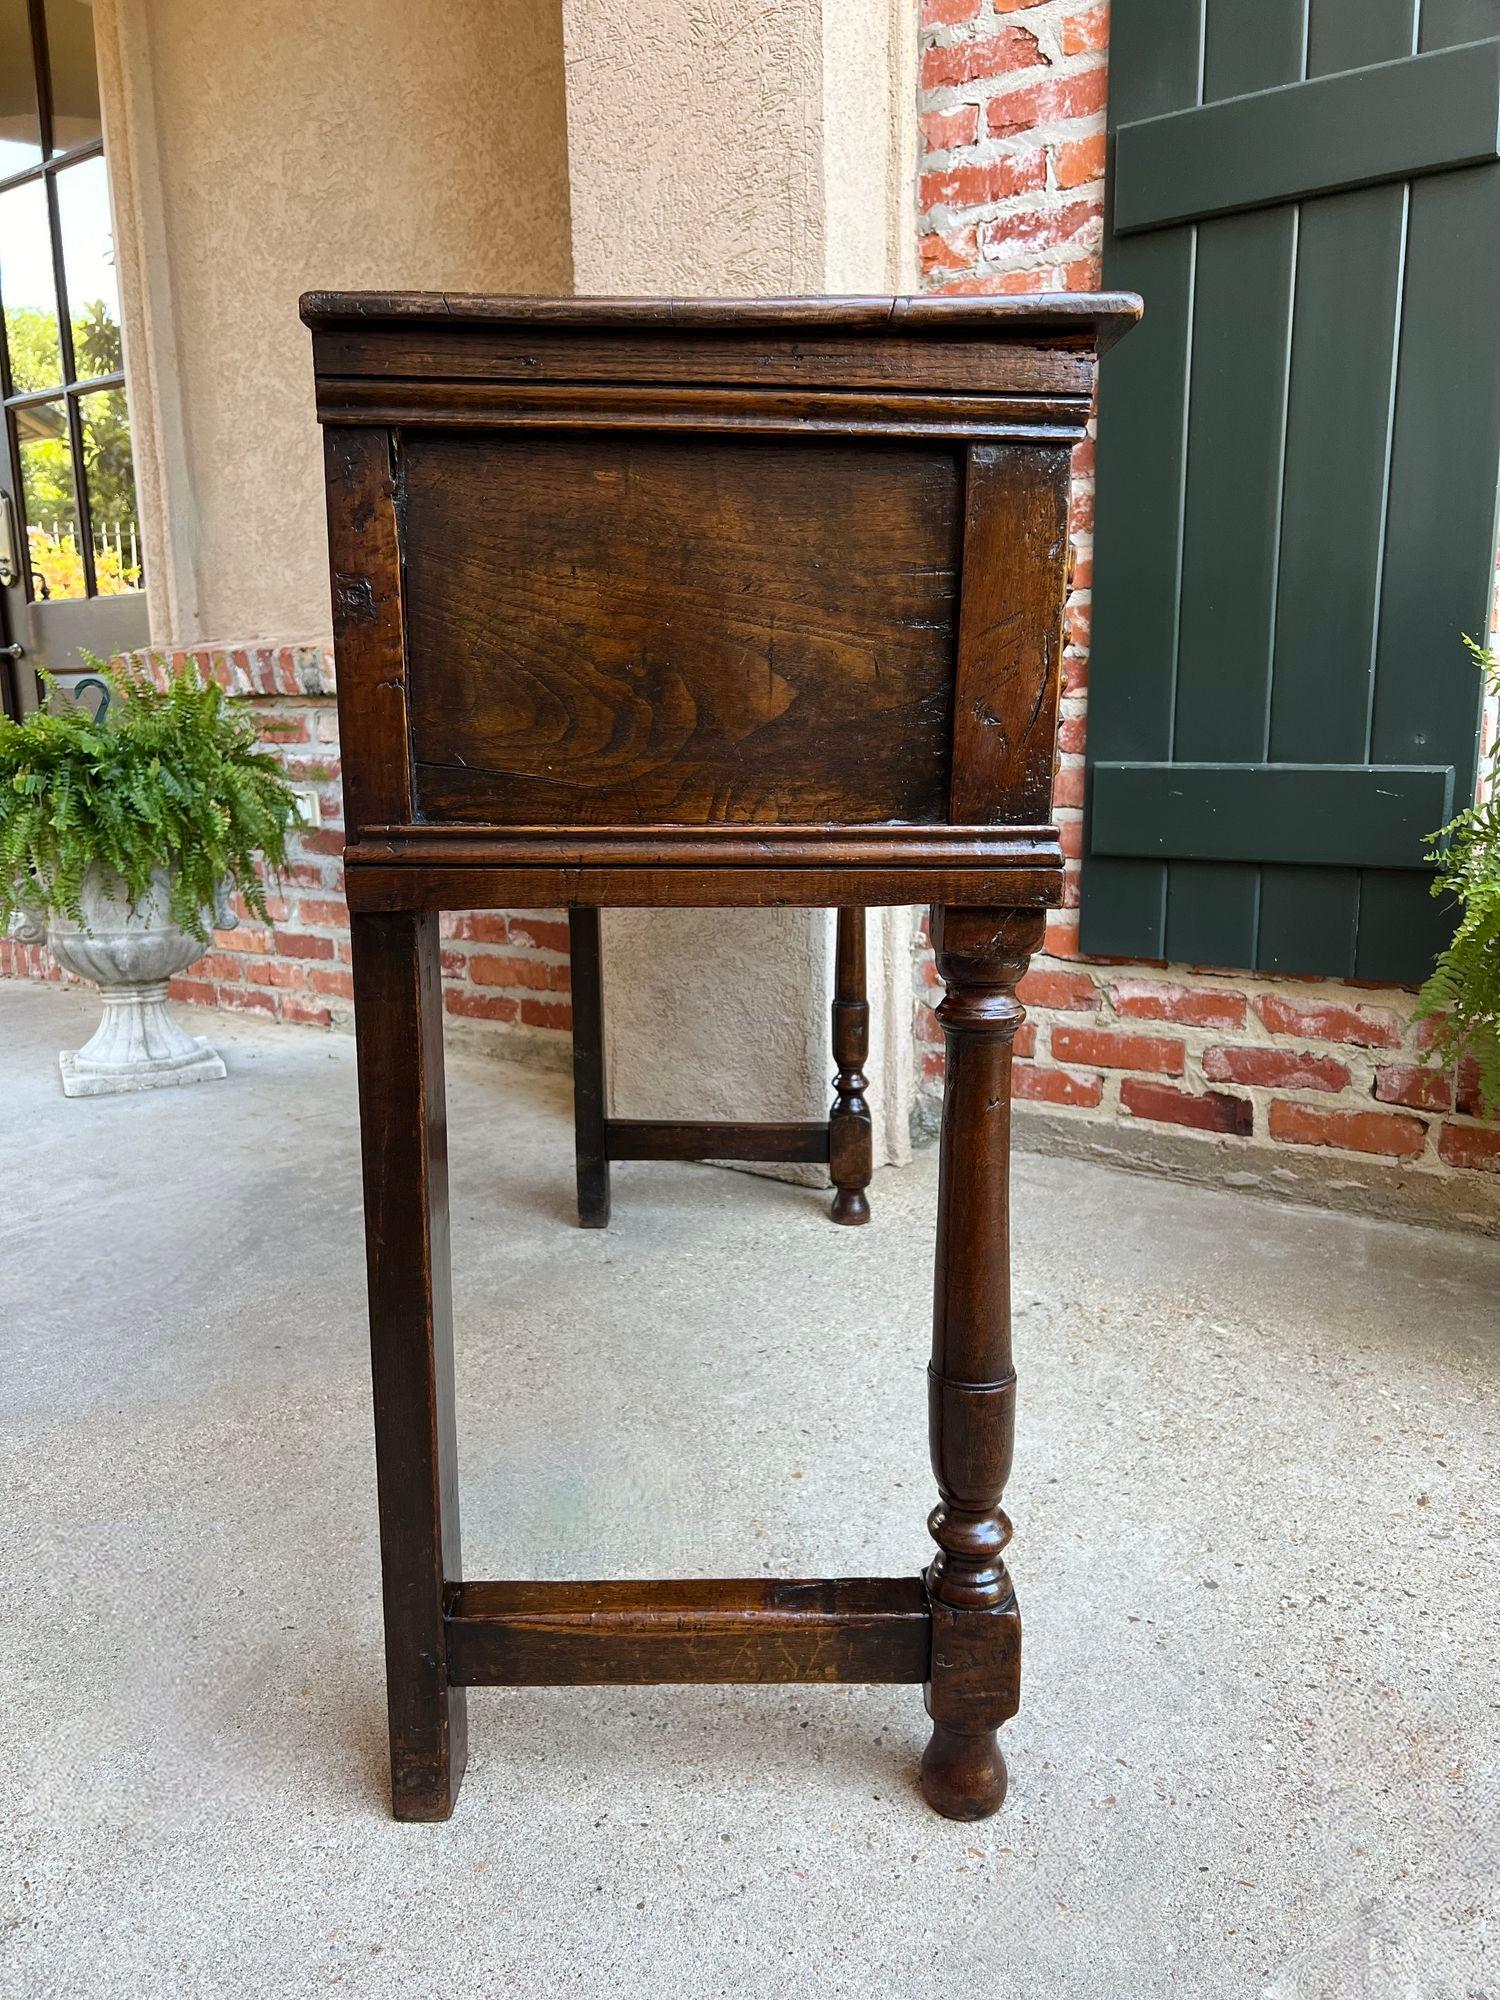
[1415,640,1500,1117]
[0,651,300,943]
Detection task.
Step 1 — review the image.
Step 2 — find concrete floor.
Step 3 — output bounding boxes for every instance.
[1,980,1496,2000]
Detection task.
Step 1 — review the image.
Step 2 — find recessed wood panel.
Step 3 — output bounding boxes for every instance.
[403,432,961,825]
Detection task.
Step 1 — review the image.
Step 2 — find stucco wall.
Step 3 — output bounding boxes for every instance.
[96,0,572,648]
[562,0,822,296]
[561,0,915,300]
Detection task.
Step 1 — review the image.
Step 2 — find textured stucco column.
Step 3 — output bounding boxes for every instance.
[562,0,921,1174]
[94,0,572,649]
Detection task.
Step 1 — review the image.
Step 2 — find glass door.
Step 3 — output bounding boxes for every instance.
[0,0,147,717]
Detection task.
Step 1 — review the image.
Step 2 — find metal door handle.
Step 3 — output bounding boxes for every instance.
[0,490,18,588]
[0,643,23,660]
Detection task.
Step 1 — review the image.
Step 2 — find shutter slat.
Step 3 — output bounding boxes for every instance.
[1422,0,1500,55]
[1080,0,1205,959]
[1309,0,1416,70]
[1160,3,1305,971]
[1356,155,1500,975]
[1257,870,1362,977]
[1166,207,1297,969]
[1091,762,1453,867]
[1260,192,1405,970]
[1203,0,1308,97]
[1259,1,1415,974]
[1114,42,1500,235]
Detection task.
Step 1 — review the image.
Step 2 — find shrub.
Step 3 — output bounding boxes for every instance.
[0,654,300,942]
[1416,638,1500,1115]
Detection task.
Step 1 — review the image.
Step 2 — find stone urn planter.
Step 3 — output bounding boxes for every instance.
[18,866,233,1097]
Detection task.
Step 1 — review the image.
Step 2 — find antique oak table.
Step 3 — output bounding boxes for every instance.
[303,290,1140,1822]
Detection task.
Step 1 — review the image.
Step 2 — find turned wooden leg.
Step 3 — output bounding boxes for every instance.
[569,906,611,1228]
[919,906,1042,1820]
[829,906,873,1226]
[349,910,468,1820]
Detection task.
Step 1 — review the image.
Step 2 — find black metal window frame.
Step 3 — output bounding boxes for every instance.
[0,0,127,602]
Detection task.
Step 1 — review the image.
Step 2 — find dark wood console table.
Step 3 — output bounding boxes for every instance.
[304,289,1140,1822]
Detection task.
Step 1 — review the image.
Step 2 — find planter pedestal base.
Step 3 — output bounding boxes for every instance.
[58,980,227,1097]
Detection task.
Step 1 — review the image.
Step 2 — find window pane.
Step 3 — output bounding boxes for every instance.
[43,0,102,152]
[0,180,63,393]
[0,0,42,176]
[56,156,121,376]
[17,397,85,600]
[79,385,141,592]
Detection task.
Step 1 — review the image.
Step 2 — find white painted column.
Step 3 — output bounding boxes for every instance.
[561,0,921,1178]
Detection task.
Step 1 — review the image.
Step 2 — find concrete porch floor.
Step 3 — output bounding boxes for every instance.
[1,980,1495,1999]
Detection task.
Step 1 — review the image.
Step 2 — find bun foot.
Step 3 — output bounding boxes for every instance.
[830,1187,871,1225]
[920,1724,1008,1820]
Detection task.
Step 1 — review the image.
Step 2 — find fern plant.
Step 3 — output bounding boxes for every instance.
[1415,637,1500,1116]
[0,654,300,943]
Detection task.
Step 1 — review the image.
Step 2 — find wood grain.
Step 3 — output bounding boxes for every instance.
[315,377,1095,442]
[342,823,1064,914]
[320,428,413,832]
[920,906,1043,1820]
[950,444,1074,824]
[349,910,466,1821]
[403,433,961,827]
[304,290,1141,435]
[345,861,1063,914]
[446,1578,932,1686]
[605,1119,831,1163]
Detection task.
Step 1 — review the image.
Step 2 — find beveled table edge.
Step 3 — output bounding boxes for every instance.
[300,289,1144,352]
[343,824,1066,912]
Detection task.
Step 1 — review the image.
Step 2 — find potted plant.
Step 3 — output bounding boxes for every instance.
[1,655,299,1096]
[1417,638,1500,1115]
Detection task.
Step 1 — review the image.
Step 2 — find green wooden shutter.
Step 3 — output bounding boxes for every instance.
[1082,0,1500,983]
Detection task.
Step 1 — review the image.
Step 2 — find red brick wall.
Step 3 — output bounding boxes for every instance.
[913,0,1499,1181]
[4,20,1495,1190]
[0,645,574,1063]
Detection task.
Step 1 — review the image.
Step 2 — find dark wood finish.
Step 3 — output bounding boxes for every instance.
[320,377,1096,443]
[829,907,873,1225]
[301,290,1140,405]
[404,433,959,827]
[308,289,1137,1824]
[446,1578,931,1686]
[607,1119,831,1163]
[341,822,1065,915]
[348,909,467,1820]
[310,331,1098,396]
[301,289,1140,338]
[951,445,1073,825]
[568,907,610,1228]
[322,428,414,832]
[921,906,1041,1820]
[350,858,1061,912]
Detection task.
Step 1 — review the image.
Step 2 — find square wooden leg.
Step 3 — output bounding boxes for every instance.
[350,909,468,1819]
[568,907,611,1229]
